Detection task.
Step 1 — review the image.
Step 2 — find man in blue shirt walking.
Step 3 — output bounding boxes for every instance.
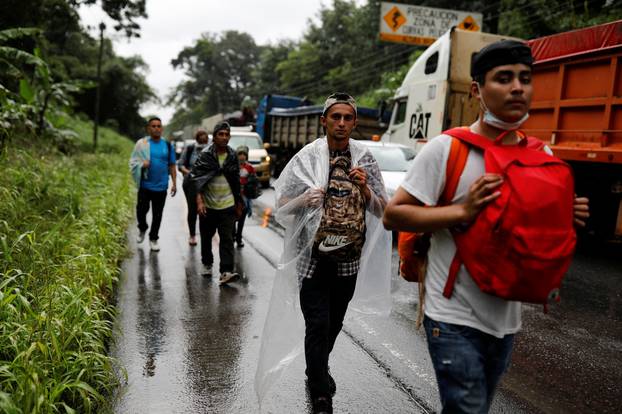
[131,117,177,251]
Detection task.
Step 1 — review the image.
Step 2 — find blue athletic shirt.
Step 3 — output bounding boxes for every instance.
[141,138,175,192]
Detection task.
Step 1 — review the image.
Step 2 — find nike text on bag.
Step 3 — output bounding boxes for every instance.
[313,155,366,261]
[398,136,469,283]
[442,128,577,304]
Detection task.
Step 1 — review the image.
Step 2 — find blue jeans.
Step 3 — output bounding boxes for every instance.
[424,316,514,414]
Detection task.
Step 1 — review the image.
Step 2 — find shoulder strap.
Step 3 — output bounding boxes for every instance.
[443,127,493,150]
[439,131,470,299]
[526,136,546,151]
[439,137,469,205]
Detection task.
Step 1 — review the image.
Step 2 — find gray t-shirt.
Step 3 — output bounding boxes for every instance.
[400,134,521,338]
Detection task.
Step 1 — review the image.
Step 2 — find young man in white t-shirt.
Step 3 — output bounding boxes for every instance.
[383,40,590,413]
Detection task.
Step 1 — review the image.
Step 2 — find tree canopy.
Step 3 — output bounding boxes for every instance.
[169,31,261,131]
[0,0,153,140]
[168,0,620,129]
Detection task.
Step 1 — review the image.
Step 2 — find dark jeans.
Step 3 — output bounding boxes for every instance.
[182,180,198,237]
[136,188,167,241]
[299,258,357,398]
[423,316,515,414]
[199,207,236,272]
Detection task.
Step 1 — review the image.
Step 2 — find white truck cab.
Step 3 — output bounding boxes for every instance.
[382,28,516,151]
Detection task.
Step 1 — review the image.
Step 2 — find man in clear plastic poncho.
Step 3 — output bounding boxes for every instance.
[255,93,392,413]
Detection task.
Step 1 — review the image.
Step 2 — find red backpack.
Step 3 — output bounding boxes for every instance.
[442,128,577,305]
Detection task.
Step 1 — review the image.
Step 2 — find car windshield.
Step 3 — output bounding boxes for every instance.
[229,135,262,150]
[366,146,415,172]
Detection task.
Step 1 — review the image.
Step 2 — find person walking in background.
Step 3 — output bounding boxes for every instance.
[234,144,256,248]
[383,41,589,413]
[129,116,177,252]
[191,121,243,284]
[177,129,210,246]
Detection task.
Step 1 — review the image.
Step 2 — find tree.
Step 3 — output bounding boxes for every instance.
[0,0,154,140]
[170,31,261,126]
[498,0,621,39]
[0,28,46,144]
[249,41,295,98]
[68,0,146,37]
[167,0,620,127]
[74,53,154,138]
[0,0,146,38]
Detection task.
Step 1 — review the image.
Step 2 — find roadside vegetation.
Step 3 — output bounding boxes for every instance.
[1,2,148,411]
[0,119,134,413]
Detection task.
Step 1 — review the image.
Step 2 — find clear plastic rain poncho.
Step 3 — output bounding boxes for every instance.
[254,137,393,402]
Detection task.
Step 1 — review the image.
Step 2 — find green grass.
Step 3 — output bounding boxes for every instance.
[0,118,135,413]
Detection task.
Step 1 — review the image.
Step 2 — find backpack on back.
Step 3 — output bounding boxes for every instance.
[244,172,261,199]
[442,127,577,305]
[313,155,366,261]
[183,143,195,169]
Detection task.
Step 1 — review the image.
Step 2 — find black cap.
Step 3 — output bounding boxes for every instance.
[213,121,230,135]
[471,40,533,79]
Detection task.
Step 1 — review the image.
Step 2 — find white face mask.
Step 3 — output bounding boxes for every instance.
[477,83,529,130]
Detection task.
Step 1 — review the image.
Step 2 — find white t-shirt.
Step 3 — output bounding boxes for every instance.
[400,134,521,338]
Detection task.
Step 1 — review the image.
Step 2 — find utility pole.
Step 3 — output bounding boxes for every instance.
[93,22,105,151]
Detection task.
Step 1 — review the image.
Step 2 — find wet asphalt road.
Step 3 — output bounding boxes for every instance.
[110,181,622,413]
[110,182,422,413]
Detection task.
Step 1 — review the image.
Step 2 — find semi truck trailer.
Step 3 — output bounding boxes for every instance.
[382,22,622,238]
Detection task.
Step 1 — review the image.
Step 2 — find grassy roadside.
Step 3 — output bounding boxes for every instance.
[0,119,134,413]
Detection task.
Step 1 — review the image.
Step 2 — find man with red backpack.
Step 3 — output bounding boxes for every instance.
[383,40,589,413]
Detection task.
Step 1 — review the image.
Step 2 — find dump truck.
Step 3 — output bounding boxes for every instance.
[256,96,389,176]
[381,22,622,238]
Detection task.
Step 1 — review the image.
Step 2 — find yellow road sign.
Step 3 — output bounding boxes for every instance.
[458,15,480,31]
[383,6,407,32]
[379,2,483,46]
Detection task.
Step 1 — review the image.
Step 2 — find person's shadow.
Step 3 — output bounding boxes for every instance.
[136,249,167,377]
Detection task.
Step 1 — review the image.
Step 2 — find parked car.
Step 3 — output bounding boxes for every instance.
[360,140,415,199]
[228,127,272,188]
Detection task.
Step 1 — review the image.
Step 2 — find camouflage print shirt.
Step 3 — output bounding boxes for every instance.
[296,147,382,283]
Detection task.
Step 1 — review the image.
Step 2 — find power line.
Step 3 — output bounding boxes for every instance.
[283,0,599,98]
[282,43,415,90]
[285,47,416,96]
[283,43,420,93]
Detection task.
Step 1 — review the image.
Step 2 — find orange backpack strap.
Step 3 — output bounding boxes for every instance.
[440,137,470,205]
[441,132,470,299]
[399,134,470,328]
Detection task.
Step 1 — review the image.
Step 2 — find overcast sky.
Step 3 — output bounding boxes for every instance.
[79,0,366,124]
